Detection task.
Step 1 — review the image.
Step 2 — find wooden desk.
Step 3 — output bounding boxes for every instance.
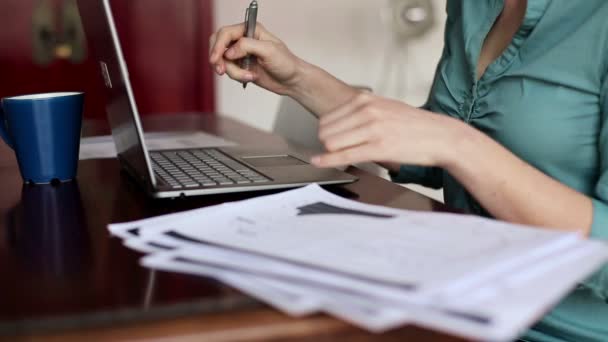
[0,114,467,341]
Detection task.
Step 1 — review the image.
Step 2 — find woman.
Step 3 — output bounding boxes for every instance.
[210,1,608,340]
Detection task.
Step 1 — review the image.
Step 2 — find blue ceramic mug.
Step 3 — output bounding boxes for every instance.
[0,92,84,184]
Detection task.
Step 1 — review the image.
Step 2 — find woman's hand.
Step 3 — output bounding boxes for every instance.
[209,23,303,95]
[312,92,466,168]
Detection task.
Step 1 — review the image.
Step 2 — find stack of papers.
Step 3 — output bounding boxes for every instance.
[108,185,608,341]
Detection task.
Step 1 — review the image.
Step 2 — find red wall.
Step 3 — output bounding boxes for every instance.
[0,0,215,119]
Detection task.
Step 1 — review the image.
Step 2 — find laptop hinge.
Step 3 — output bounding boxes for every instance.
[118,154,157,194]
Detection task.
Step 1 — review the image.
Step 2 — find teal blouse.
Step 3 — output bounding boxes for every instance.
[391,1,608,341]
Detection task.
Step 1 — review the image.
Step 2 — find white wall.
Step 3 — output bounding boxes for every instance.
[214,0,447,131]
[213,0,447,202]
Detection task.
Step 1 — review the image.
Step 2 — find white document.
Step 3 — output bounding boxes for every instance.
[108,203,229,240]
[143,251,411,332]
[107,184,608,341]
[80,131,236,160]
[134,232,607,341]
[116,224,321,318]
[114,209,416,332]
[405,240,608,341]
[145,252,321,317]
[150,184,584,294]
[124,236,411,331]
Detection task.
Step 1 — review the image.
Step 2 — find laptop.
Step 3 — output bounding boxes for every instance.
[76,0,357,199]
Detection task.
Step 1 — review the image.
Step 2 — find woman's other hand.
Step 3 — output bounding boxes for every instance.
[312,92,467,169]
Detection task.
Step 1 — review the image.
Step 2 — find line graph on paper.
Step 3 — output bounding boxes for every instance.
[297,202,395,219]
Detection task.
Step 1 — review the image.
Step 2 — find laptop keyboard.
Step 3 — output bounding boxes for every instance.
[151,149,271,190]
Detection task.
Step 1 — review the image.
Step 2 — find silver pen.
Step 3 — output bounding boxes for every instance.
[242,0,258,89]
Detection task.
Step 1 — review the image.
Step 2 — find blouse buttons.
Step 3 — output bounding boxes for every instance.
[478,84,490,94]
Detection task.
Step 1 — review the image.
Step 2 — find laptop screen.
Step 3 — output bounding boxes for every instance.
[77,0,157,189]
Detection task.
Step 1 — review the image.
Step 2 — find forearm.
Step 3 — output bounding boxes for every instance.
[442,123,594,234]
[287,59,360,117]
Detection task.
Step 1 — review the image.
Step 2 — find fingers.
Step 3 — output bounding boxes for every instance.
[210,22,280,64]
[224,38,277,61]
[315,93,391,167]
[224,60,256,83]
[321,124,375,153]
[320,92,372,127]
[312,143,382,168]
[319,110,374,142]
[222,38,280,83]
[209,23,245,64]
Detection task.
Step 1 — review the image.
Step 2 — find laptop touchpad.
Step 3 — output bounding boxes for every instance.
[242,155,308,167]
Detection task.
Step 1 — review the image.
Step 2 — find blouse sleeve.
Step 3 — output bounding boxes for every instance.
[390,165,444,189]
[580,73,608,300]
[591,74,608,239]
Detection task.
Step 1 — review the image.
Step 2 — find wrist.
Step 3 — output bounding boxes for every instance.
[283,58,314,98]
[281,59,360,116]
[435,117,480,171]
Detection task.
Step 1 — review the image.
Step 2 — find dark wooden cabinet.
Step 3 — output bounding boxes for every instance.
[0,0,215,119]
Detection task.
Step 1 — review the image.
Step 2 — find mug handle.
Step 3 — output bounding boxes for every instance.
[0,102,14,149]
